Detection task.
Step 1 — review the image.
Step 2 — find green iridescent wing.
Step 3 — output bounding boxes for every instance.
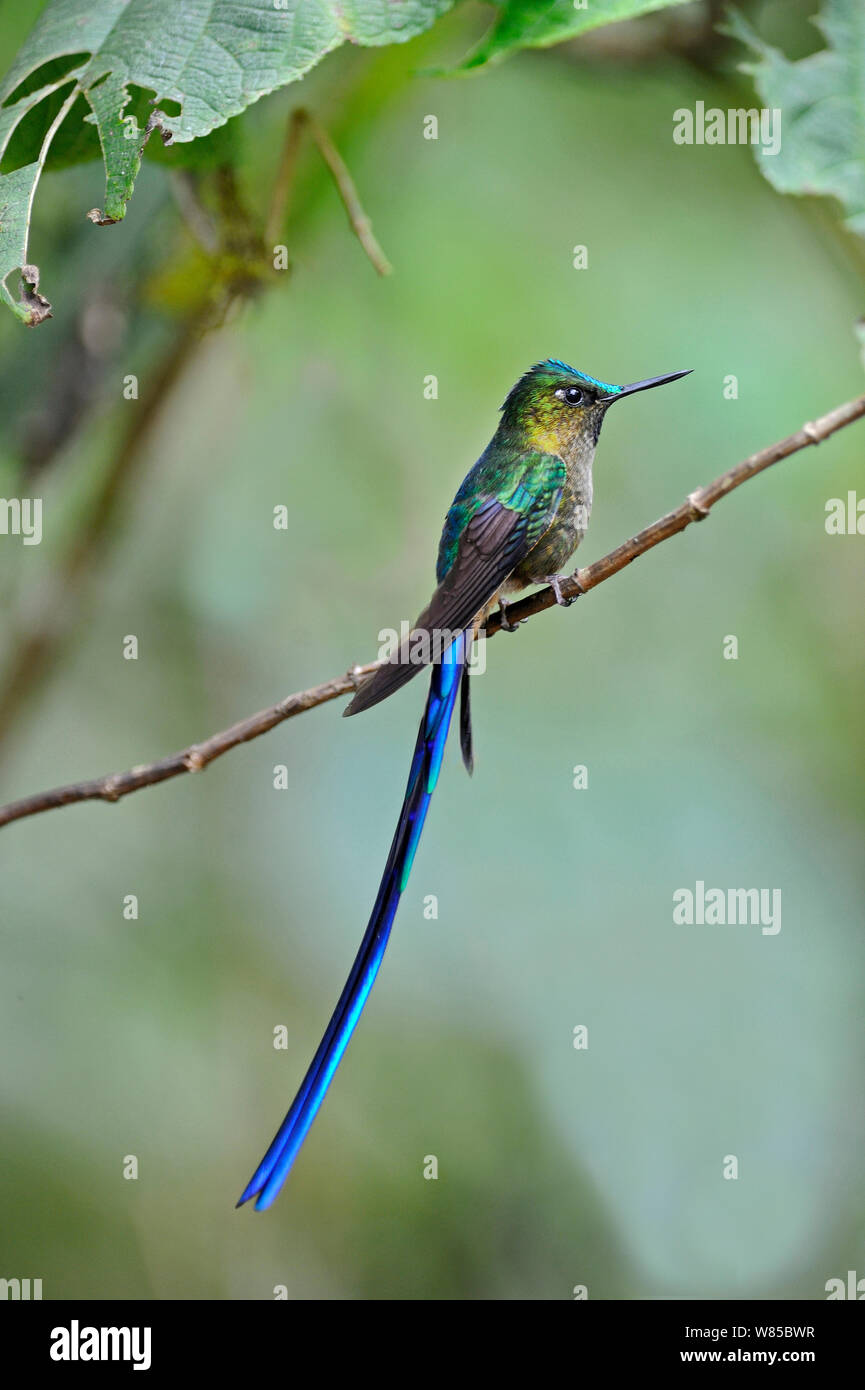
[345,451,565,716]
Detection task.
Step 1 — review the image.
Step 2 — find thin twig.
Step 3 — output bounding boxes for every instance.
[272,108,392,276]
[265,107,308,248]
[484,392,865,633]
[0,662,381,827]
[1,392,862,831]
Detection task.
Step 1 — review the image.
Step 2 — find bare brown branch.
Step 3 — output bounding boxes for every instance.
[484,393,865,633]
[1,392,862,831]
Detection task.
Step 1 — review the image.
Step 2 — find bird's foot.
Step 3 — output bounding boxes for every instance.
[498,597,521,632]
[542,572,584,607]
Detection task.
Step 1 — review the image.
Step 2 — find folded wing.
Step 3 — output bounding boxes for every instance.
[345,462,563,717]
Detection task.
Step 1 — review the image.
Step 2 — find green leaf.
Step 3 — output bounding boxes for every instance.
[0,0,453,323]
[725,1,865,238]
[456,0,690,72]
[0,161,52,323]
[0,76,82,324]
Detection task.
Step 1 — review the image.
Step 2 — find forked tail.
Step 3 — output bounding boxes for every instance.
[238,633,467,1210]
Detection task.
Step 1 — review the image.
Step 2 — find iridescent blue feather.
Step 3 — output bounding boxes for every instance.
[238,633,466,1210]
[501,359,622,411]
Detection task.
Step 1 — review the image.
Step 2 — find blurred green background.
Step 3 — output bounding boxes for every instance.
[0,0,863,1299]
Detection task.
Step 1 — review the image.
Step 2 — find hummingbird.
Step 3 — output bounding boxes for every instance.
[238,358,690,1210]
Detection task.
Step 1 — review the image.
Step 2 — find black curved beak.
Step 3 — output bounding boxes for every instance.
[599,369,692,404]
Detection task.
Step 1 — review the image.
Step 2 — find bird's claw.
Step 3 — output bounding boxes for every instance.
[544,573,582,607]
[498,600,521,633]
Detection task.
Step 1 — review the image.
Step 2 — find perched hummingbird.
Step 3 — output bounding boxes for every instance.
[238,358,690,1210]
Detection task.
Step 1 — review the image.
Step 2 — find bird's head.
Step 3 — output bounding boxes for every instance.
[499,359,691,456]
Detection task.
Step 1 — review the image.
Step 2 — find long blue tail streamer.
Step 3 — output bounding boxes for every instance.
[238,633,467,1210]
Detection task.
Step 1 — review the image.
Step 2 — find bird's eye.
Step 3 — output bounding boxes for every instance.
[564,386,583,405]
